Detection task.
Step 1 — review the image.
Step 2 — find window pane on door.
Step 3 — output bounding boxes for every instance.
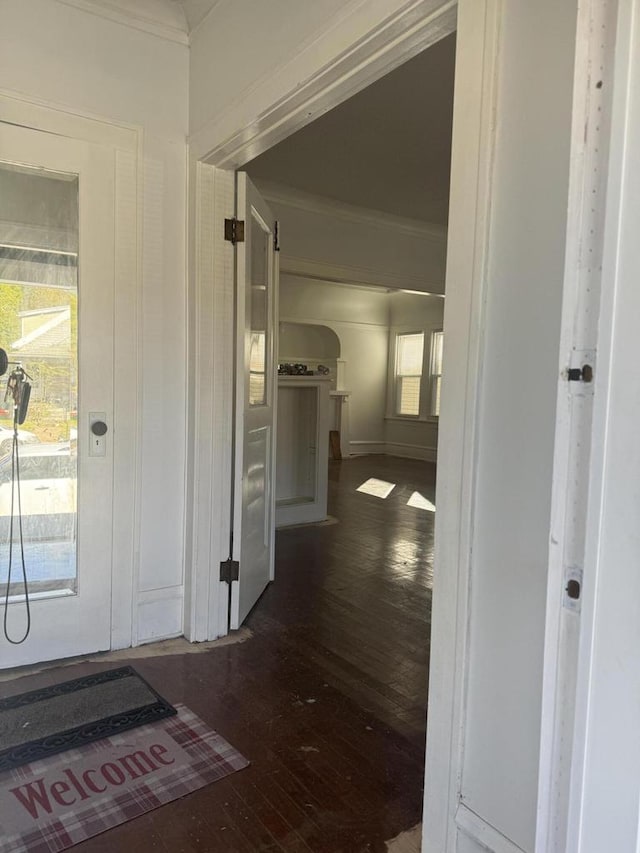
[0,162,78,597]
[249,210,270,407]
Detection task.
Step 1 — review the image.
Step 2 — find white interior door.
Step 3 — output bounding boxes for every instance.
[230,173,277,629]
[0,121,114,667]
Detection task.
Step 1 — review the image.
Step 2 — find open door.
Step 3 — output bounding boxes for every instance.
[230,173,278,629]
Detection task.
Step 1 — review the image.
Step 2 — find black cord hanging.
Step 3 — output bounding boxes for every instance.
[1,356,33,645]
[3,415,31,644]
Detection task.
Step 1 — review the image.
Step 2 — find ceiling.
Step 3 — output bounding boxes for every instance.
[172,0,218,31]
[246,33,456,226]
[80,3,454,225]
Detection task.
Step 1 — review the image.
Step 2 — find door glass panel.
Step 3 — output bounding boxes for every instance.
[0,162,79,597]
[249,211,270,407]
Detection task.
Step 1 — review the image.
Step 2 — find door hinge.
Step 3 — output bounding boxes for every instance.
[219,559,239,584]
[563,567,583,613]
[566,364,593,383]
[274,220,280,252]
[224,218,245,245]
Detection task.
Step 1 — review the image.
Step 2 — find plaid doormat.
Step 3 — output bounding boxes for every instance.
[0,704,248,852]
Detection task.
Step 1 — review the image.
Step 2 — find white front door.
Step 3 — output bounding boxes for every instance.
[0,121,115,667]
[230,173,278,629]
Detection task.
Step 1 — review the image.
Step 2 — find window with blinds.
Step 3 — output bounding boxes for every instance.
[395,332,424,416]
[430,330,444,416]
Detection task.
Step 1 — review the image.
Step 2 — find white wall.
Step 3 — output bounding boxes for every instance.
[390,292,445,329]
[1,0,189,643]
[459,0,578,849]
[190,0,369,154]
[279,322,340,363]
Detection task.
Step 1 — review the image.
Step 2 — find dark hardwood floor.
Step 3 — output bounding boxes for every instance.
[1,455,435,852]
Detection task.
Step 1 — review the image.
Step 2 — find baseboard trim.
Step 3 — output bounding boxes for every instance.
[385,442,437,462]
[349,441,387,456]
[348,441,437,461]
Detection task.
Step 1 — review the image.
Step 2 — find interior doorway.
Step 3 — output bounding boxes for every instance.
[188,1,502,847]
[232,29,454,844]
[240,29,454,583]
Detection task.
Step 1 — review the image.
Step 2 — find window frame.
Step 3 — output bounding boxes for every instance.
[429,329,444,417]
[394,330,425,418]
[387,324,443,422]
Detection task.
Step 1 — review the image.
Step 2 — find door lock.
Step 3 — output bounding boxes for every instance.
[89,413,108,457]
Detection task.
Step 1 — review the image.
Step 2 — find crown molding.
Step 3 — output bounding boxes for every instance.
[280,254,445,295]
[55,0,189,46]
[253,179,448,241]
[187,0,225,40]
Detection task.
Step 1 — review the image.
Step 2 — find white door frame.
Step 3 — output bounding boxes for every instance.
[534,1,621,850]
[186,0,490,831]
[0,91,142,653]
[186,0,613,849]
[564,0,640,848]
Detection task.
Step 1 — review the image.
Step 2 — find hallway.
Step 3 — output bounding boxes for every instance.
[1,456,435,852]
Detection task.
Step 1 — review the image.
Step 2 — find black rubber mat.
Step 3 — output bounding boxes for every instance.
[0,666,176,772]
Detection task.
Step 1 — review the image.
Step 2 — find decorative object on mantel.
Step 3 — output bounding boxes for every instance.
[316,364,330,375]
[278,363,313,375]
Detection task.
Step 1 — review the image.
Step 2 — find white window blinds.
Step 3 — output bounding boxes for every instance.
[396,333,424,416]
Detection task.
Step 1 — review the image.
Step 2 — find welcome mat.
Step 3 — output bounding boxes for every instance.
[0,667,176,773]
[0,703,249,852]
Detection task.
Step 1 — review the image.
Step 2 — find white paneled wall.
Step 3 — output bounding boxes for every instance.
[2,0,189,644]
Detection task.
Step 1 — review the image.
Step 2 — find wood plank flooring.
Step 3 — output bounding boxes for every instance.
[0,455,435,852]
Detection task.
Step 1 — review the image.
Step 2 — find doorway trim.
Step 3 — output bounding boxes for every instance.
[186,0,500,845]
[190,0,458,166]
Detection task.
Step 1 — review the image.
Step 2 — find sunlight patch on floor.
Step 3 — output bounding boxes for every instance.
[407,491,436,512]
[357,478,396,499]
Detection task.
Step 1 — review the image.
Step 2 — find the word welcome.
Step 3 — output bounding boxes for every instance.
[10,743,175,819]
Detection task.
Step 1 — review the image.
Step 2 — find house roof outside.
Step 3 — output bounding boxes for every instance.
[11,307,71,360]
